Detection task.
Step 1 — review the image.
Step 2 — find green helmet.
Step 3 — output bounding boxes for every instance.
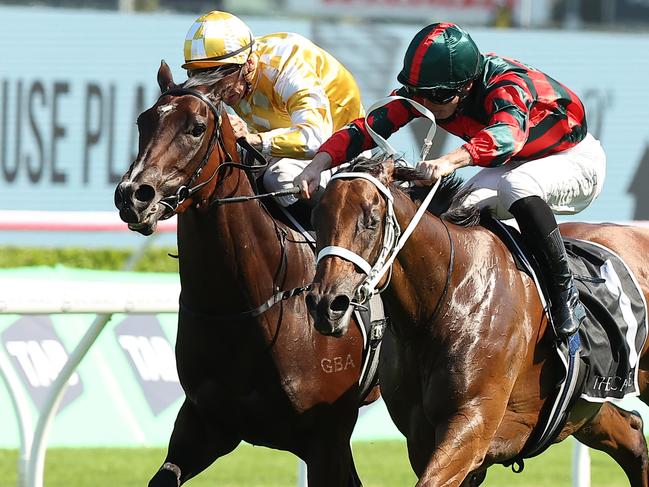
[398,23,483,90]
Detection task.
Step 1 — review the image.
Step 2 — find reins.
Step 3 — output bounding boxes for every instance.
[157,88,228,217]
[210,186,301,206]
[207,137,301,205]
[161,87,311,322]
[317,96,452,306]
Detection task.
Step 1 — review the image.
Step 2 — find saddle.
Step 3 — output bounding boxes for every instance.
[485,216,648,468]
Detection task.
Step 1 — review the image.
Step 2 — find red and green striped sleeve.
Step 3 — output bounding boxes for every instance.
[318,89,423,167]
[443,56,586,167]
[460,81,532,167]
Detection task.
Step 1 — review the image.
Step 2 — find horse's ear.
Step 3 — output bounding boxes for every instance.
[157,60,177,94]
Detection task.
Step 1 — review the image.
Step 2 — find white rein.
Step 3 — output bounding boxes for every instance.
[317,96,442,304]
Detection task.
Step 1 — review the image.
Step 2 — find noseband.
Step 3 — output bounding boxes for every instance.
[157,88,226,217]
[317,172,402,305]
[316,172,448,313]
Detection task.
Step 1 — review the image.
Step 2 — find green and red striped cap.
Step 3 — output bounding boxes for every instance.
[398,23,483,90]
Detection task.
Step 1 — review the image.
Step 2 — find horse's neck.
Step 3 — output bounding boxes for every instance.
[388,191,533,338]
[387,191,455,326]
[177,169,283,313]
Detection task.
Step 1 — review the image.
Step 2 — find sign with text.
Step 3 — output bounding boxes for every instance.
[0,6,648,236]
[115,315,183,415]
[2,316,83,413]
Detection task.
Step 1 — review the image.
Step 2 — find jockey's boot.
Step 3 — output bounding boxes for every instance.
[536,227,587,337]
[509,196,586,338]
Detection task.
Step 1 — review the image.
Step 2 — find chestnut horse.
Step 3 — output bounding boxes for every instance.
[306,155,649,486]
[114,62,377,487]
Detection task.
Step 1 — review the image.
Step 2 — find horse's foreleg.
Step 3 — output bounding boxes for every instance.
[305,440,361,487]
[406,412,488,486]
[303,411,361,487]
[148,399,240,487]
[413,404,507,487]
[574,402,648,487]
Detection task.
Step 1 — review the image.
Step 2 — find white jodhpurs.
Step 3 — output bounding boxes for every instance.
[263,151,371,207]
[452,133,606,219]
[262,157,335,207]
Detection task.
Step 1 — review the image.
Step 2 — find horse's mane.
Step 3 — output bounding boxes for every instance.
[343,154,481,226]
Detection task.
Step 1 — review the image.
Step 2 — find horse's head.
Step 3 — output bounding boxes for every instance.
[306,157,399,337]
[115,61,235,235]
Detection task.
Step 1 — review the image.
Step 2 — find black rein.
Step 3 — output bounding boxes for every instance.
[158,87,311,322]
[157,88,227,217]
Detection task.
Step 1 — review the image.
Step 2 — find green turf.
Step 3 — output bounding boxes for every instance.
[0,440,632,486]
[0,246,178,272]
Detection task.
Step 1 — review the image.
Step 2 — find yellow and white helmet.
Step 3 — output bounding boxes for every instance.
[182,11,255,71]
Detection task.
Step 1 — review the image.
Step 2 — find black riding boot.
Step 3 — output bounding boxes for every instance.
[509,196,586,338]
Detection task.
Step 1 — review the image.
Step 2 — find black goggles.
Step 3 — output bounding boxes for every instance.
[404,86,461,104]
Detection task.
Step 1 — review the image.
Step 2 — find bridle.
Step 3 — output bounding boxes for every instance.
[315,170,455,328]
[155,87,299,216]
[315,95,448,307]
[156,87,310,322]
[317,172,401,305]
[157,88,228,218]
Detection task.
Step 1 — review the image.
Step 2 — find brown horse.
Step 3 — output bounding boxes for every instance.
[306,155,649,486]
[114,61,378,487]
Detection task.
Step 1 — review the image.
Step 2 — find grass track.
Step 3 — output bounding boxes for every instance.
[0,439,631,486]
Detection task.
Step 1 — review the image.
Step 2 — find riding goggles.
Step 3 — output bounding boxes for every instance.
[404,86,461,104]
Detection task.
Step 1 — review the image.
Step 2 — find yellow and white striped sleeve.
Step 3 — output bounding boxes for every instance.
[260,66,334,159]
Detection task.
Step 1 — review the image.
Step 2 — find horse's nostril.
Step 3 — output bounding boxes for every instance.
[305,293,317,312]
[134,184,156,203]
[114,186,124,208]
[114,182,133,209]
[329,295,350,314]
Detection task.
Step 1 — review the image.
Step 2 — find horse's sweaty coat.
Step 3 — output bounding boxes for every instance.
[307,157,649,487]
[114,62,378,487]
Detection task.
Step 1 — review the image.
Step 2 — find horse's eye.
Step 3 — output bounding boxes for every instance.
[363,208,380,230]
[190,123,206,137]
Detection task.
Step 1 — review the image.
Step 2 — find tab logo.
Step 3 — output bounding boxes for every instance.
[115,316,182,415]
[117,335,178,383]
[1,316,83,412]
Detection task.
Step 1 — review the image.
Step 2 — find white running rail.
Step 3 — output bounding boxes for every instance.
[0,210,647,487]
[0,210,176,487]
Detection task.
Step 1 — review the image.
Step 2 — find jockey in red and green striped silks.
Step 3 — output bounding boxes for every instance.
[310,24,588,170]
[295,22,606,340]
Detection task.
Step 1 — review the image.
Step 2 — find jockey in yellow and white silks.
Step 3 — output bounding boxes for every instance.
[182,11,364,207]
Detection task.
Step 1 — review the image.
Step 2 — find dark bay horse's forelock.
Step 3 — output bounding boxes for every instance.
[308,154,649,487]
[115,61,378,487]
